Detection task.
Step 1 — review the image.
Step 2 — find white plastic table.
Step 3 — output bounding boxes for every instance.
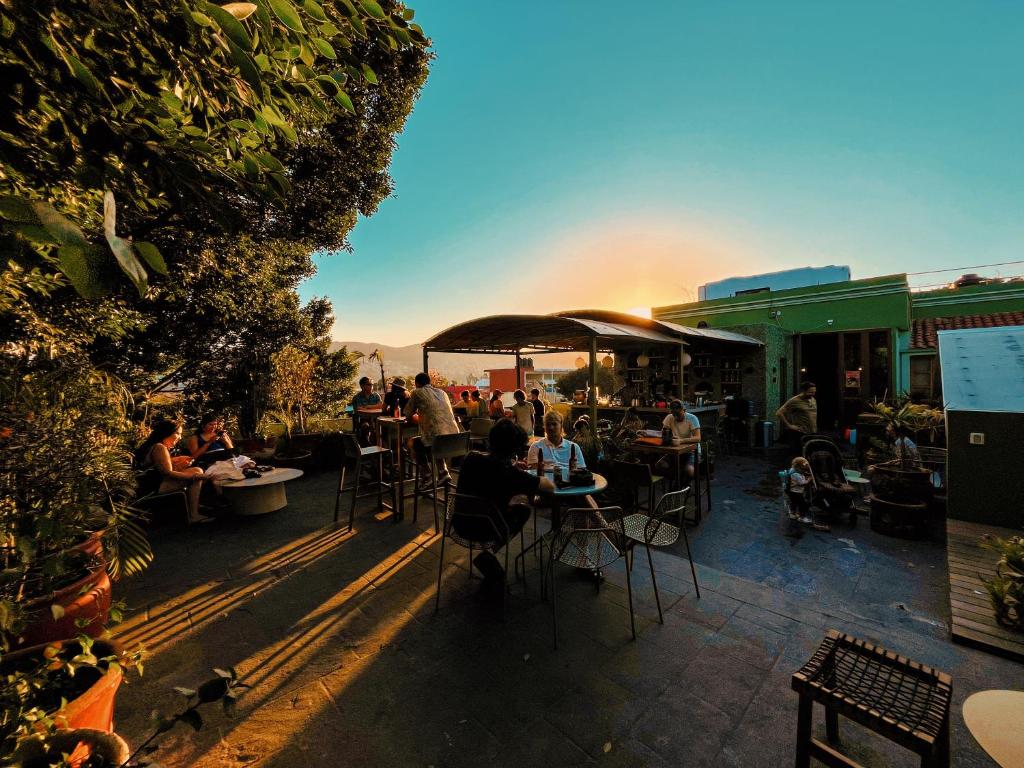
[220,468,304,515]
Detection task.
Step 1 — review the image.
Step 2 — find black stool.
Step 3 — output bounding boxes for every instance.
[792,629,952,768]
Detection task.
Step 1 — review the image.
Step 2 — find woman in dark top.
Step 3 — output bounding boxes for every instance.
[186,413,234,465]
[454,420,554,579]
[382,377,410,416]
[136,420,211,523]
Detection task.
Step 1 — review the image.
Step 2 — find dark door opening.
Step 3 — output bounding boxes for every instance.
[800,334,839,433]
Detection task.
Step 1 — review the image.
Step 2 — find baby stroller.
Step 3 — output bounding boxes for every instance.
[801,436,857,522]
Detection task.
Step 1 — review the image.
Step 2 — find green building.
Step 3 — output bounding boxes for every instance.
[653,272,1024,432]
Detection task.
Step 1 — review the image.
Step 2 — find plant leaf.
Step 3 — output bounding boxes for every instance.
[268,0,305,32]
[312,37,336,59]
[31,200,87,245]
[221,2,258,20]
[57,244,109,299]
[50,604,66,620]
[360,63,377,84]
[303,0,328,22]
[197,677,229,703]
[180,708,203,731]
[173,687,197,698]
[359,0,386,19]
[134,241,168,275]
[204,2,253,49]
[333,88,354,113]
[0,195,39,223]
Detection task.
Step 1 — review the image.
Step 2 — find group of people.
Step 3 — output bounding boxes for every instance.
[134,414,236,524]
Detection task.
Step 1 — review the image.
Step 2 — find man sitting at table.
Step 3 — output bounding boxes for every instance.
[662,399,701,478]
[527,410,587,473]
[351,376,382,411]
[455,420,555,586]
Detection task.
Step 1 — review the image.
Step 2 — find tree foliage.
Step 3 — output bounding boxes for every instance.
[554,368,620,400]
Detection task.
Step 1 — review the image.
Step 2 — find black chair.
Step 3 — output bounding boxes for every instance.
[468,418,492,451]
[621,488,700,624]
[435,493,526,617]
[335,433,392,531]
[546,506,636,649]
[132,475,190,527]
[612,460,665,515]
[413,431,471,533]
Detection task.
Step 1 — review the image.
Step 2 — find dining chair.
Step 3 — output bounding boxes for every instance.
[621,488,700,624]
[132,471,190,527]
[546,506,636,649]
[413,431,471,533]
[612,459,665,515]
[469,418,492,451]
[435,493,525,618]
[335,432,393,531]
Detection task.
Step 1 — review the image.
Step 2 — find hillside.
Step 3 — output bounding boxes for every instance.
[331,341,577,384]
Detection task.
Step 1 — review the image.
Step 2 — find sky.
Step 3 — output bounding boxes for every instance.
[301,1,1024,347]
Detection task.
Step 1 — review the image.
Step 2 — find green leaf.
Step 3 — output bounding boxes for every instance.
[360,63,377,84]
[359,0,386,19]
[109,236,148,296]
[312,37,336,59]
[334,88,354,113]
[228,39,263,93]
[256,153,284,172]
[319,21,341,36]
[134,241,167,275]
[32,201,87,245]
[315,74,339,94]
[198,677,230,703]
[190,11,214,27]
[57,47,102,94]
[204,2,253,49]
[0,195,39,224]
[268,0,305,32]
[303,0,328,22]
[221,2,258,20]
[57,244,106,299]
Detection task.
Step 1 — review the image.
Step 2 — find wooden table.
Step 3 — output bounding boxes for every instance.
[630,440,708,520]
[378,417,419,520]
[220,468,303,515]
[963,690,1024,767]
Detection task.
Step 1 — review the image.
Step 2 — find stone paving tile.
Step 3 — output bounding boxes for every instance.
[112,461,1022,768]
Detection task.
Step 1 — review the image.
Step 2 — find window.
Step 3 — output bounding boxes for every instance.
[909,355,935,399]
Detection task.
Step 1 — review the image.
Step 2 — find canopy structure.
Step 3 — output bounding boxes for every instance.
[422,310,762,426]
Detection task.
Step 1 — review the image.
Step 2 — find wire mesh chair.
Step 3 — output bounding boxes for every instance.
[620,487,700,624]
[468,418,492,451]
[435,493,523,617]
[335,432,393,532]
[413,431,471,533]
[546,506,635,649]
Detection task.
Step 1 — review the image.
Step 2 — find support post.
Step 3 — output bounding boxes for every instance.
[515,350,522,391]
[679,344,687,401]
[589,337,598,428]
[423,347,429,375]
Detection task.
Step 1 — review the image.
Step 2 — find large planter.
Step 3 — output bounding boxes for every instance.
[17,535,111,649]
[869,494,928,538]
[1,640,123,733]
[272,450,312,471]
[12,728,129,768]
[868,462,933,505]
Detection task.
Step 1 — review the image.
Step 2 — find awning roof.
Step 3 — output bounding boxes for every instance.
[554,309,763,347]
[423,314,685,353]
[423,309,763,353]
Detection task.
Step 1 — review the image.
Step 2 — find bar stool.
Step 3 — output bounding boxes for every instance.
[792,629,952,768]
[414,431,472,533]
[335,433,392,531]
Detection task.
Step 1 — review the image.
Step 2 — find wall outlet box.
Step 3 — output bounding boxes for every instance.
[969,432,985,445]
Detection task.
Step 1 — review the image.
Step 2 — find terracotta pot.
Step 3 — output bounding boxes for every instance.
[17,535,112,649]
[2,640,123,733]
[12,728,130,768]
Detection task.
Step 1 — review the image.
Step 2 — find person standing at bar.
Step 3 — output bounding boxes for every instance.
[404,372,460,483]
[510,389,535,435]
[529,388,546,437]
[776,381,818,454]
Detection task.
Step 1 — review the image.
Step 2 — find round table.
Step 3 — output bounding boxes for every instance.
[530,469,608,528]
[963,690,1024,767]
[220,468,304,515]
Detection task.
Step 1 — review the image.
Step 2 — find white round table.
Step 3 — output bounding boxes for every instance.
[963,690,1024,768]
[220,468,304,515]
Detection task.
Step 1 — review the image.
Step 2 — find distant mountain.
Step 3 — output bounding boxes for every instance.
[331,341,577,385]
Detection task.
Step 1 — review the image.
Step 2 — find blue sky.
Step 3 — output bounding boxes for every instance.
[302,1,1024,346]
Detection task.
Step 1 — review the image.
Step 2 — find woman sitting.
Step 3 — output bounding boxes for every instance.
[186,414,235,466]
[136,420,212,524]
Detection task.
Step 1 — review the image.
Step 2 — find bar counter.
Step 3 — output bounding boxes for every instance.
[569,403,724,431]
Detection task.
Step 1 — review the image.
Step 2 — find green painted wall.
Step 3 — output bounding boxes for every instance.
[910,282,1024,320]
[654,274,911,335]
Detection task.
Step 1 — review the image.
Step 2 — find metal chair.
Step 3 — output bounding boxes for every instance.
[335,432,392,531]
[621,488,700,623]
[133,470,190,526]
[435,493,523,617]
[612,460,665,515]
[413,431,471,532]
[546,506,636,648]
[469,418,492,451]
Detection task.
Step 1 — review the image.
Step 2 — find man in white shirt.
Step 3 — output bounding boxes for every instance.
[662,399,701,478]
[527,409,586,474]
[404,372,460,482]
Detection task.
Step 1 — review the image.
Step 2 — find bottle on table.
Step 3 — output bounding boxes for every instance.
[537,447,546,478]
[569,442,578,472]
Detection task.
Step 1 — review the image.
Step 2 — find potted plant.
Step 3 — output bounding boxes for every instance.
[982,535,1024,631]
[266,345,315,470]
[866,397,944,537]
[1,357,152,649]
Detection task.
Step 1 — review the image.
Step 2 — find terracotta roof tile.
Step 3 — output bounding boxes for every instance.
[911,311,1024,350]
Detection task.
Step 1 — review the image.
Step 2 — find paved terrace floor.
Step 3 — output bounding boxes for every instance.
[113,454,1023,767]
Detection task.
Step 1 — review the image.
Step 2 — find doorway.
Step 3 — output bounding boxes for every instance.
[800,334,839,432]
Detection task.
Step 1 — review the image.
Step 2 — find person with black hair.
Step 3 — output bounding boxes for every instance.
[136,420,211,524]
[185,413,234,466]
[455,420,555,582]
[529,388,546,437]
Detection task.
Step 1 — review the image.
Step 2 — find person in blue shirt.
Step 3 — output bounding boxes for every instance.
[527,409,586,474]
[351,377,383,411]
[662,399,701,478]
